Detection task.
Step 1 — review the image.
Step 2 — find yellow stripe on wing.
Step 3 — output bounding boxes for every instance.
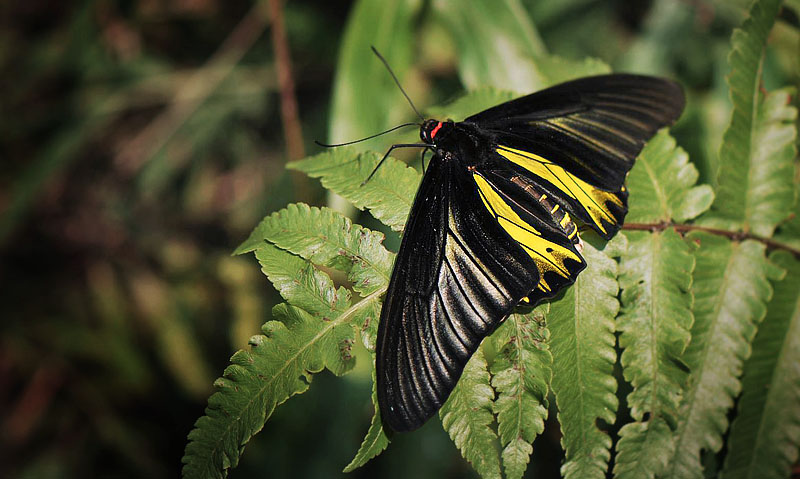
[472,173,582,293]
[496,146,623,234]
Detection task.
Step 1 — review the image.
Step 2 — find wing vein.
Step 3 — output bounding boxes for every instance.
[443,254,490,326]
[446,226,511,301]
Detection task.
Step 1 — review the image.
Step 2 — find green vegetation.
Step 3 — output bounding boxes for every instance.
[2,0,798,478]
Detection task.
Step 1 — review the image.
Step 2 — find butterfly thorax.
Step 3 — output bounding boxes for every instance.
[421,119,488,165]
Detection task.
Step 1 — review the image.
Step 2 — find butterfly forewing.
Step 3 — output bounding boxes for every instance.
[376,73,685,432]
[469,74,684,191]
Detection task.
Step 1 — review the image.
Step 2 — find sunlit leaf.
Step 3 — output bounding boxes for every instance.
[549,243,619,479]
[701,0,796,236]
[626,130,714,223]
[662,233,783,479]
[328,0,422,150]
[289,148,420,232]
[613,229,695,479]
[432,0,547,93]
[720,251,800,479]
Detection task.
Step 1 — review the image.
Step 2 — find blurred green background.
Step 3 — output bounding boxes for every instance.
[1,0,797,478]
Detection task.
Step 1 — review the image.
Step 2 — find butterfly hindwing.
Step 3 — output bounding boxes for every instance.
[377,147,585,432]
[470,166,586,302]
[494,145,629,239]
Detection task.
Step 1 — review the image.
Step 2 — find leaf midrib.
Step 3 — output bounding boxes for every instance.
[742,51,766,232]
[298,225,392,287]
[641,150,670,221]
[647,233,662,418]
[202,288,386,471]
[667,241,739,475]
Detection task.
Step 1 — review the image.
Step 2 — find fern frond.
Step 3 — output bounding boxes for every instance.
[720,251,800,479]
[255,244,351,318]
[181,301,365,478]
[343,367,390,473]
[549,243,619,479]
[626,130,714,223]
[184,223,390,477]
[613,229,695,479]
[490,308,552,479]
[289,149,420,232]
[662,233,782,479]
[237,203,393,295]
[535,54,612,86]
[440,349,502,479]
[702,0,796,236]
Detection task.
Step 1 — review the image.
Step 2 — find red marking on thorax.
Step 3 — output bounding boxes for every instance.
[430,121,443,140]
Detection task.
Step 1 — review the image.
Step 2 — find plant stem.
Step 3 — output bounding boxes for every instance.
[268,0,305,163]
[623,222,800,257]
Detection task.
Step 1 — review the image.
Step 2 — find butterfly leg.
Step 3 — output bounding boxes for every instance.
[362,143,429,186]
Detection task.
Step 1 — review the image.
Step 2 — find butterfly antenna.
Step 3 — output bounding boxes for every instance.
[371,46,425,122]
[315,122,420,148]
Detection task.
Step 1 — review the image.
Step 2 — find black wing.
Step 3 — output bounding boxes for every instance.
[466,74,684,238]
[376,150,585,432]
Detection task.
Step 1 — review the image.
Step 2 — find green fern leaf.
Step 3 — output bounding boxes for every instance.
[440,348,502,479]
[720,251,800,479]
[489,309,552,479]
[289,149,420,232]
[615,420,676,479]
[702,0,796,236]
[255,244,350,318]
[626,130,714,223]
[184,241,386,477]
[549,243,619,479]
[182,302,360,478]
[343,367,390,473]
[236,203,393,296]
[613,229,695,479]
[350,294,383,352]
[663,233,783,479]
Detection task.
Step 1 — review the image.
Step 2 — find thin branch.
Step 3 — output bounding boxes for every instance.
[268,0,310,203]
[623,222,800,257]
[114,1,272,175]
[268,0,305,162]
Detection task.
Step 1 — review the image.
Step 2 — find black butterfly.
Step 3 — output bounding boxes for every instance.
[367,72,685,433]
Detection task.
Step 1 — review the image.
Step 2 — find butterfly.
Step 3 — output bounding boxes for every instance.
[369,72,685,433]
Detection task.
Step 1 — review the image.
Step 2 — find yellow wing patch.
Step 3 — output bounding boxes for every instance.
[472,173,582,293]
[496,146,623,234]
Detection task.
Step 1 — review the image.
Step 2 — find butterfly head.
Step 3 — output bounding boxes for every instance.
[420,119,454,145]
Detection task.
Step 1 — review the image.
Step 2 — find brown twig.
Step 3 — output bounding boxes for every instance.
[623,222,800,257]
[114,1,272,175]
[267,0,310,203]
[268,0,305,162]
